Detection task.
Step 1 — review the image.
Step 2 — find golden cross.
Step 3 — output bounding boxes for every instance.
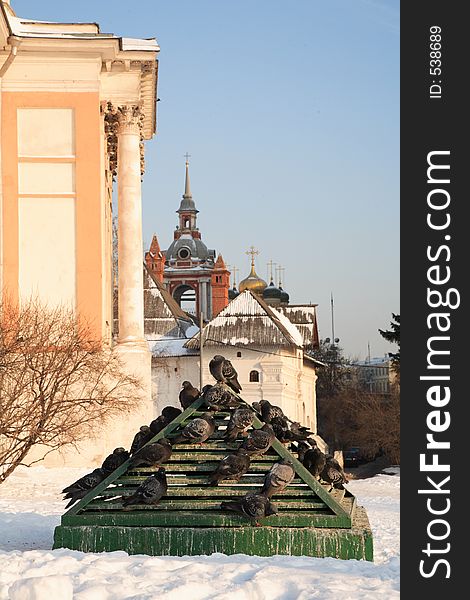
[232,266,239,286]
[246,245,260,267]
[277,265,285,286]
[184,152,191,163]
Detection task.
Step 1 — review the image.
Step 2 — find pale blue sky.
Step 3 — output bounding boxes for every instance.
[15,0,400,360]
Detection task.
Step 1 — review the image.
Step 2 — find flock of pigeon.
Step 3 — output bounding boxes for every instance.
[62,354,349,523]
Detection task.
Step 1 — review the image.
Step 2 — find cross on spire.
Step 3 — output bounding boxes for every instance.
[232,266,239,287]
[184,152,191,164]
[276,265,285,286]
[246,245,260,267]
[267,259,276,282]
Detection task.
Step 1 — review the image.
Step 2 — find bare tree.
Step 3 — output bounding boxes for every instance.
[0,298,142,483]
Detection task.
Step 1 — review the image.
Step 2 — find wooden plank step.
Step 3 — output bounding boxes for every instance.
[165,453,279,462]
[124,463,286,473]
[97,486,316,498]
[85,499,328,511]
[64,510,349,529]
[116,475,304,486]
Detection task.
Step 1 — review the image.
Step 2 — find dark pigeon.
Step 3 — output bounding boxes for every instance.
[253,399,287,424]
[172,412,216,445]
[149,407,182,436]
[130,425,154,455]
[289,422,314,441]
[270,416,293,443]
[202,383,243,411]
[224,408,255,441]
[321,456,349,489]
[261,459,295,497]
[62,468,106,509]
[209,355,242,393]
[101,447,130,475]
[179,381,201,410]
[297,440,327,480]
[208,449,251,485]
[122,468,167,508]
[239,423,275,456]
[128,438,172,468]
[221,492,277,524]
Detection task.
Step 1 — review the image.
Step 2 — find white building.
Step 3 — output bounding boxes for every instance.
[148,288,320,432]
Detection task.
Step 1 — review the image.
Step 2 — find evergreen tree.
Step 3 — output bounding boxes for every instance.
[379,313,400,378]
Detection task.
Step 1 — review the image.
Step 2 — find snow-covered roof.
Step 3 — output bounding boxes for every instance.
[3,7,159,51]
[150,337,199,358]
[276,305,319,349]
[184,290,304,350]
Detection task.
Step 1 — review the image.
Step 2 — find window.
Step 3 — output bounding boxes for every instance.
[237,351,242,357]
[249,370,259,382]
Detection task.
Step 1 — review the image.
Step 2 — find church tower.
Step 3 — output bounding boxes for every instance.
[144,234,165,282]
[160,158,229,321]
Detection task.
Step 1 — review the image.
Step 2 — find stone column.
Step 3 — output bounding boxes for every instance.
[116,104,146,346]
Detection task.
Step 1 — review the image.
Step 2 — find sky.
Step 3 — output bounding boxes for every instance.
[14,0,400,361]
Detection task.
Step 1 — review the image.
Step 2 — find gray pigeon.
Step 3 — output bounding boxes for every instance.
[239,423,275,456]
[224,408,255,441]
[208,449,251,485]
[101,447,130,475]
[321,456,349,489]
[261,459,295,497]
[122,468,167,508]
[209,355,242,393]
[172,412,216,444]
[128,438,172,468]
[62,468,106,508]
[130,425,154,455]
[202,383,243,410]
[221,492,277,524]
[179,381,200,410]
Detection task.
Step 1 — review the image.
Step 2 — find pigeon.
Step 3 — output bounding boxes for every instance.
[270,416,293,443]
[149,407,182,436]
[261,459,295,497]
[297,441,327,480]
[172,412,216,444]
[208,449,251,485]
[122,468,168,508]
[101,447,130,475]
[239,423,275,456]
[202,383,244,410]
[179,381,201,410]
[289,422,314,440]
[62,468,106,509]
[130,425,154,455]
[128,438,172,468]
[224,408,255,441]
[252,399,288,424]
[321,456,349,489]
[209,355,242,393]
[221,492,277,524]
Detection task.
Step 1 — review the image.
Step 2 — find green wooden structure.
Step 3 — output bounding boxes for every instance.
[53,390,373,560]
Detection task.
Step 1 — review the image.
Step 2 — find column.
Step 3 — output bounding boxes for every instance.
[116,104,146,346]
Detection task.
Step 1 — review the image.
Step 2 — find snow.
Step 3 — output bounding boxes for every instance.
[0,466,399,599]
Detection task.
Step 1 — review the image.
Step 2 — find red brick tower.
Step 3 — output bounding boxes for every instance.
[144,234,165,283]
[211,254,230,316]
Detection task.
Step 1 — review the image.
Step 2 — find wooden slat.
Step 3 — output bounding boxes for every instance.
[97,486,316,498]
[85,499,327,511]
[64,510,349,528]
[116,475,301,486]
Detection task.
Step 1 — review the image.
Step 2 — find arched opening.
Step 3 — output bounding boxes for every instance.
[173,284,197,316]
[249,370,260,382]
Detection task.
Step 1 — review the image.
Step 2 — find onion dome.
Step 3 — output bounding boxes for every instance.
[228,285,240,300]
[279,285,290,304]
[239,264,267,294]
[262,279,282,304]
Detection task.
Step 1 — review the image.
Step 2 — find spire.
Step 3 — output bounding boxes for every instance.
[177,154,198,214]
[184,158,192,198]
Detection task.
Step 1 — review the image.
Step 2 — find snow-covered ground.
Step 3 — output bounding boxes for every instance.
[0,466,399,599]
